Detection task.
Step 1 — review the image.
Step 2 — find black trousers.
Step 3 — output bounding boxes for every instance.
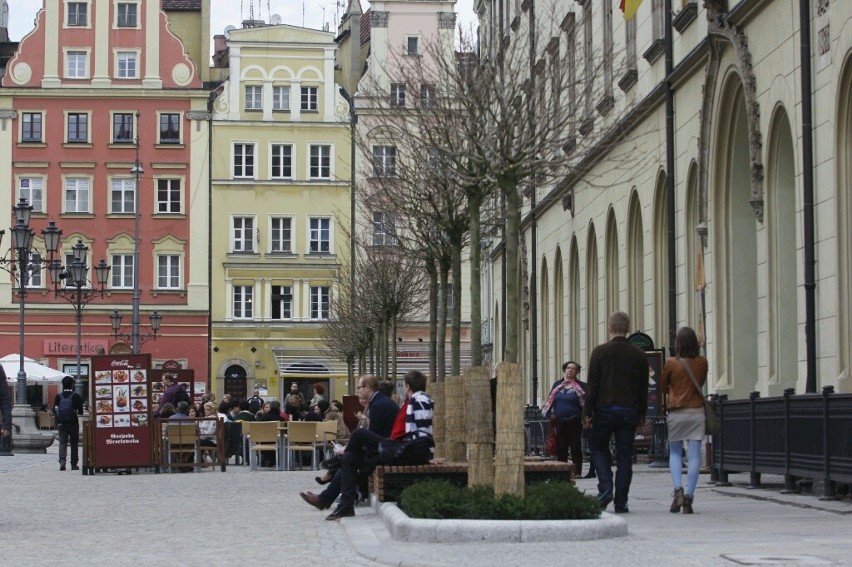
[57,421,79,466]
[339,428,384,508]
[554,418,583,476]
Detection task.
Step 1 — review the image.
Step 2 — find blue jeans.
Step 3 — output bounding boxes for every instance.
[669,439,702,496]
[590,408,638,508]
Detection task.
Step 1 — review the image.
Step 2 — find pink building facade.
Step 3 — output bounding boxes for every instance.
[0,0,211,404]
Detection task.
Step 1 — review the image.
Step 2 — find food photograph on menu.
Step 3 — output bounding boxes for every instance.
[130,413,148,427]
[133,369,146,383]
[95,386,112,399]
[114,387,130,412]
[95,370,112,384]
[112,369,129,383]
[96,414,113,428]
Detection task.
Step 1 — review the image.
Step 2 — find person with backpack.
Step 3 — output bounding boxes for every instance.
[53,376,84,471]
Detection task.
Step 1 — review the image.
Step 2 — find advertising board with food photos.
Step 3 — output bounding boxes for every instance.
[90,353,153,468]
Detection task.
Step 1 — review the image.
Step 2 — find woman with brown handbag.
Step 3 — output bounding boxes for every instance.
[659,327,708,514]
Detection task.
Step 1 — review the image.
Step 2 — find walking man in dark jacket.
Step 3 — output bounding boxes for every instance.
[53,375,84,471]
[582,311,649,513]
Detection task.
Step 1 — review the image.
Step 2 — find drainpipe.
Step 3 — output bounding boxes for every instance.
[340,87,357,395]
[206,90,215,395]
[529,1,539,406]
[665,0,677,353]
[799,0,816,393]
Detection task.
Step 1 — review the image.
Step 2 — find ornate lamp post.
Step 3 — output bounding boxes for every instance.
[0,198,62,404]
[108,127,162,350]
[109,309,161,346]
[0,198,62,453]
[49,239,110,399]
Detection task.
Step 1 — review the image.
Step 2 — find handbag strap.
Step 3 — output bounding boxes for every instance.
[676,357,704,398]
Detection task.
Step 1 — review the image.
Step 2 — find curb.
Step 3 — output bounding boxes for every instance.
[375,500,628,543]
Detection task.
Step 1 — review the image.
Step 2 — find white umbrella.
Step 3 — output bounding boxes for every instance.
[0,355,67,383]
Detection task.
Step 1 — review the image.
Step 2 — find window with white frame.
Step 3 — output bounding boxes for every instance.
[652,0,664,41]
[300,86,318,111]
[67,2,88,26]
[110,178,136,213]
[419,83,436,108]
[159,113,180,144]
[273,86,290,111]
[372,211,397,246]
[233,285,253,319]
[116,2,138,27]
[245,85,262,111]
[309,144,331,179]
[372,145,397,178]
[157,179,182,213]
[445,285,454,317]
[232,216,255,253]
[62,252,86,288]
[390,83,406,107]
[406,36,419,55]
[64,177,90,213]
[111,254,134,288]
[116,51,138,79]
[271,285,292,320]
[310,286,330,320]
[233,143,255,178]
[66,51,88,78]
[21,112,43,143]
[270,144,293,178]
[157,255,181,289]
[18,177,45,213]
[308,217,330,254]
[67,112,88,143]
[625,17,637,72]
[113,112,134,143]
[25,259,43,288]
[270,217,293,253]
[566,20,577,124]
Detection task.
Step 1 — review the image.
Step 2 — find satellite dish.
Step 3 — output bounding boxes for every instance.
[270,14,282,25]
[224,25,236,38]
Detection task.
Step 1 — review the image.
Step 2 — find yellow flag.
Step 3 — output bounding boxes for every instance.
[620,0,644,21]
[695,242,705,292]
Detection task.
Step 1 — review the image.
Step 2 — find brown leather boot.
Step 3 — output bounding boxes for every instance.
[670,487,684,513]
[682,494,694,514]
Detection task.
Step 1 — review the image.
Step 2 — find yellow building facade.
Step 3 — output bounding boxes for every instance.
[210,23,351,404]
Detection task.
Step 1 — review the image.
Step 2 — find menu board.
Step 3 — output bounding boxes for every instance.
[90,354,152,468]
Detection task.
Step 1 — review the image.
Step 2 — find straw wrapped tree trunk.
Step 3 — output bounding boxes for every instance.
[427,381,445,459]
[494,362,524,496]
[464,366,494,487]
[443,375,466,462]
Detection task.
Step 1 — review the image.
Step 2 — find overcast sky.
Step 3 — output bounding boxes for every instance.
[5,1,477,44]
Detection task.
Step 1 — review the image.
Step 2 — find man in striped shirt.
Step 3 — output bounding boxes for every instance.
[325,370,434,521]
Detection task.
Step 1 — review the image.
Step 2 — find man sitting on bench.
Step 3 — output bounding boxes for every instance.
[324,369,434,521]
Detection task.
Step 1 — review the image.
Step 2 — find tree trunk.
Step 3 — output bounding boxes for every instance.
[427,380,445,459]
[443,375,466,461]
[451,241,463,375]
[503,181,521,363]
[391,315,398,381]
[437,258,449,382]
[494,361,525,496]
[427,260,438,382]
[468,191,483,366]
[465,366,494,487]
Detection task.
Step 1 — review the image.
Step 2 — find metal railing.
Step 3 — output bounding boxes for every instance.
[712,386,852,497]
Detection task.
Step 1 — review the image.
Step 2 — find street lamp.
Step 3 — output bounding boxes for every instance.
[0,198,62,405]
[109,309,161,346]
[49,239,110,399]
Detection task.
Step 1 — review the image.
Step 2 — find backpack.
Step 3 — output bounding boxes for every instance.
[57,392,77,422]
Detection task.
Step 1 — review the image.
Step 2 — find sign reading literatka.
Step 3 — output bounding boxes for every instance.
[89,353,152,468]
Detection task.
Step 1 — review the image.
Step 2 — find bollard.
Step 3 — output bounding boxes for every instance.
[819,386,836,501]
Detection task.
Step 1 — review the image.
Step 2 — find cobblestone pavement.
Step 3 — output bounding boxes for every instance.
[3,446,851,566]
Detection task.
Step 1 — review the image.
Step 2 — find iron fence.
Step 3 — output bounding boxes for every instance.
[713,386,852,497]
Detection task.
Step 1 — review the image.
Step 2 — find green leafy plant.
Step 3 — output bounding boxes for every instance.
[398,480,602,520]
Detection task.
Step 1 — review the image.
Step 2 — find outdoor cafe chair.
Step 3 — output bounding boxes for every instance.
[316,420,339,460]
[285,421,320,471]
[247,421,279,471]
[163,422,199,472]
